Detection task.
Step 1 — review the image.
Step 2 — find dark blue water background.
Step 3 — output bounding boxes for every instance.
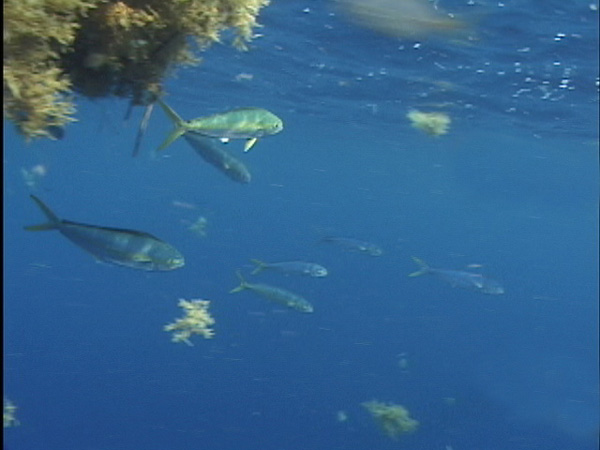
[4,1,599,449]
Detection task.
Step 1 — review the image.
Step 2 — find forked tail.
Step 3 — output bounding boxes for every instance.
[229,270,249,293]
[250,259,267,275]
[156,99,187,151]
[408,256,430,277]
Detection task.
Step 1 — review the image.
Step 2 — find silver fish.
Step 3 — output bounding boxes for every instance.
[25,195,184,271]
[230,271,314,313]
[250,259,328,277]
[409,257,504,295]
[183,132,251,184]
[320,236,383,256]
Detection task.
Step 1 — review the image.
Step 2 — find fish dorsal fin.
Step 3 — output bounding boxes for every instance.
[60,222,162,241]
[225,107,264,113]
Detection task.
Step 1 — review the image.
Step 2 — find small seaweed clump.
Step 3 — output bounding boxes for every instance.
[3,399,19,428]
[165,298,215,345]
[407,109,451,136]
[362,400,419,439]
[4,0,270,141]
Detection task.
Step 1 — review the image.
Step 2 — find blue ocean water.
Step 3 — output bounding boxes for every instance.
[3,1,599,449]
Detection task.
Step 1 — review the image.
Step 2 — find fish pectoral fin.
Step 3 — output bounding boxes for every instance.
[243,138,258,152]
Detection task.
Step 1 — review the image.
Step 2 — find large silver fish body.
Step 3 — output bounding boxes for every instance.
[409,257,504,295]
[25,195,185,271]
[183,133,251,184]
[230,271,314,313]
[157,99,283,152]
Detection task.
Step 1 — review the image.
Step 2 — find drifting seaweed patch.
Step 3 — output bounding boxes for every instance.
[362,400,419,439]
[165,298,215,345]
[4,0,270,140]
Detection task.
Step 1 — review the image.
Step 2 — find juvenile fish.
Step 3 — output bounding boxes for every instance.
[250,259,328,277]
[183,133,251,184]
[320,236,383,256]
[25,195,185,271]
[230,271,314,313]
[409,256,504,295]
[157,99,283,152]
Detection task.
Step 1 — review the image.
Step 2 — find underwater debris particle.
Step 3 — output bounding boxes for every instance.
[188,216,209,237]
[21,164,49,189]
[336,410,349,422]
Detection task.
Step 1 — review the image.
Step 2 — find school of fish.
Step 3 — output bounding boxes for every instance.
[24,96,504,319]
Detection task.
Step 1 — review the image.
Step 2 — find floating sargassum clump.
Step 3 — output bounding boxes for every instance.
[165,298,215,345]
[4,0,271,141]
[3,399,19,428]
[362,400,419,440]
[407,110,451,136]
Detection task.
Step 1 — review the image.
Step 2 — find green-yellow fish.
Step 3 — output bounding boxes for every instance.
[25,195,185,271]
[157,99,283,152]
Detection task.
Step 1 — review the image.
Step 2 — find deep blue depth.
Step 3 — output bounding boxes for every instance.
[4,1,599,449]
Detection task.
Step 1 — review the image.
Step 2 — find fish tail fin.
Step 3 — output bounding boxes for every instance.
[229,270,248,293]
[250,259,266,275]
[157,99,185,127]
[408,256,430,277]
[24,195,60,231]
[311,225,333,244]
[156,99,187,151]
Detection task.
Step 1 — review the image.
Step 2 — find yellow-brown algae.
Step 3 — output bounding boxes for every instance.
[165,298,215,345]
[407,110,451,136]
